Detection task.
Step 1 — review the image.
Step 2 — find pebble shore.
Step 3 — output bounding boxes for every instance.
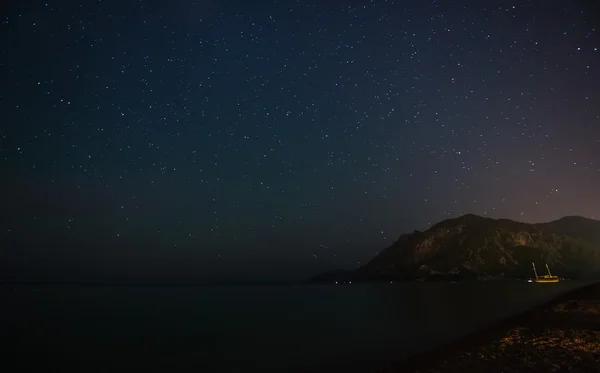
[382,282,600,373]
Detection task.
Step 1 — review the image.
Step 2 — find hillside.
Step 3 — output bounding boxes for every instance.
[313,214,600,282]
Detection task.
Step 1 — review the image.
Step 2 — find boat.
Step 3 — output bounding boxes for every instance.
[531,262,559,283]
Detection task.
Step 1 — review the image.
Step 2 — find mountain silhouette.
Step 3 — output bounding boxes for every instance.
[312,214,600,282]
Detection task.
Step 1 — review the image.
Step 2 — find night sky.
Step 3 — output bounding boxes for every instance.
[1,0,599,282]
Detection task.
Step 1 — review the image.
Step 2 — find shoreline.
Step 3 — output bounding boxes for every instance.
[380,282,600,372]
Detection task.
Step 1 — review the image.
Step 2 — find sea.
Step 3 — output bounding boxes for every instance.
[3,281,587,372]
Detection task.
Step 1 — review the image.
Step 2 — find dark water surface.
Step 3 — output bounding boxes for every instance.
[3,281,586,372]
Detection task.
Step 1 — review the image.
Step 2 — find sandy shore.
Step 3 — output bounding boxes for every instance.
[381,282,600,373]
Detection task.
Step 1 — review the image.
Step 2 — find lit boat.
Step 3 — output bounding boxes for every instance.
[532,262,559,283]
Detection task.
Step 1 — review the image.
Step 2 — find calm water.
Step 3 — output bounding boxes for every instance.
[4,281,586,372]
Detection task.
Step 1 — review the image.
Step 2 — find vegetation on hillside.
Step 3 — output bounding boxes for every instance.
[313,214,600,282]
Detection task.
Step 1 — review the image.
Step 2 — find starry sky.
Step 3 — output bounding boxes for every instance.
[1,0,599,282]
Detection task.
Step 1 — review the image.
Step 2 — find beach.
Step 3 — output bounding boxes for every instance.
[382,282,600,373]
[4,282,597,372]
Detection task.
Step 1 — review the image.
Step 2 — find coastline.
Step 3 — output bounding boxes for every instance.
[380,282,600,373]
